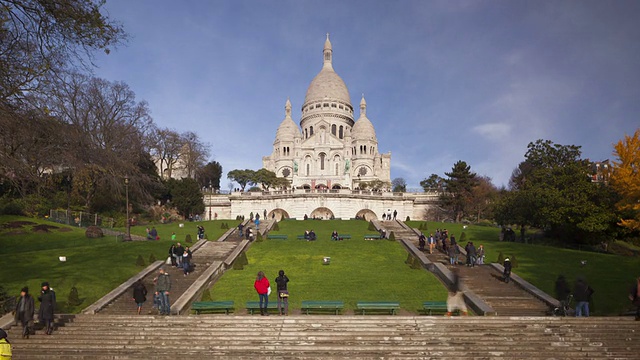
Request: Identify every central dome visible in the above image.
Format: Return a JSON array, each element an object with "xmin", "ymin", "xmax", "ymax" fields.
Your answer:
[{"xmin": 303, "ymin": 35, "xmax": 352, "ymax": 107}]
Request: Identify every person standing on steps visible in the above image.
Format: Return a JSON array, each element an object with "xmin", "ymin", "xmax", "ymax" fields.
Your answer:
[
  {"xmin": 554, "ymin": 274, "xmax": 571, "ymax": 315},
  {"xmin": 132, "ymin": 280, "xmax": 147, "ymax": 315},
  {"xmin": 254, "ymin": 271, "xmax": 270, "ymax": 316},
  {"xmin": 155, "ymin": 268, "xmax": 171, "ymax": 315},
  {"xmin": 393, "ymin": 210, "xmax": 397, "ymax": 220},
  {"xmin": 38, "ymin": 282, "xmax": 56, "ymax": 335},
  {"xmin": 275, "ymin": 270, "xmax": 290, "ymax": 315},
  {"xmin": 573, "ymin": 277, "xmax": 593, "ymax": 317},
  {"xmin": 14, "ymin": 286, "xmax": 34, "ymax": 339}
]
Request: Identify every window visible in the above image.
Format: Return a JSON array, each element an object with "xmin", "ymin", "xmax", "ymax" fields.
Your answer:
[
  {"xmin": 305, "ymin": 129, "xmax": 308, "ymax": 138},
  {"xmin": 339, "ymin": 126, "xmax": 343, "ymax": 139},
  {"xmin": 320, "ymin": 153, "xmax": 325, "ymax": 170},
  {"xmin": 310, "ymin": 126, "xmax": 314, "ymax": 136},
  {"xmin": 331, "ymin": 103, "xmax": 337, "ymax": 108},
  {"xmin": 335, "ymin": 163, "xmax": 339, "ymax": 175},
  {"xmin": 339, "ymin": 105, "xmax": 344, "ymax": 109},
  {"xmin": 315, "ymin": 104, "xmax": 321, "ymax": 109},
  {"xmin": 306, "ymin": 164, "xmax": 310, "ymax": 176},
  {"xmin": 331, "ymin": 124, "xmax": 336, "ymax": 135},
  {"xmin": 323, "ymin": 103, "xmax": 329, "ymax": 108},
  {"xmin": 325, "ymin": 52, "xmax": 330, "ymax": 61}
]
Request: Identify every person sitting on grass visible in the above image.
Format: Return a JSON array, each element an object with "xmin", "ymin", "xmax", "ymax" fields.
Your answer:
[
  {"xmin": 304, "ymin": 230, "xmax": 310, "ymax": 240},
  {"xmin": 308, "ymin": 230, "xmax": 317, "ymax": 241},
  {"xmin": 331, "ymin": 230, "xmax": 339, "ymax": 241},
  {"xmin": 148, "ymin": 227, "xmax": 158, "ymax": 240}
]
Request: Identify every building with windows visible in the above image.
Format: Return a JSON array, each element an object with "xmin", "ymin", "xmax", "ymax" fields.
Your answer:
[{"xmin": 262, "ymin": 35, "xmax": 391, "ymax": 190}]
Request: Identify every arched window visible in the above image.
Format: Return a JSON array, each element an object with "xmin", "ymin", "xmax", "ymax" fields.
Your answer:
[
  {"xmin": 335, "ymin": 163, "xmax": 339, "ymax": 175},
  {"xmin": 364, "ymin": 145, "xmax": 367, "ymax": 154},
  {"xmin": 331, "ymin": 124, "xmax": 336, "ymax": 136},
  {"xmin": 310, "ymin": 126, "xmax": 314, "ymax": 136},
  {"xmin": 339, "ymin": 126, "xmax": 343, "ymax": 139},
  {"xmin": 306, "ymin": 163, "xmax": 310, "ymax": 176},
  {"xmin": 305, "ymin": 129, "xmax": 308, "ymax": 138},
  {"xmin": 320, "ymin": 153, "xmax": 326, "ymax": 170}
]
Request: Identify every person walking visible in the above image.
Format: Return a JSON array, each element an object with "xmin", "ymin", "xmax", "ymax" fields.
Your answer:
[
  {"xmin": 275, "ymin": 270, "xmax": 290, "ymax": 316},
  {"xmin": 132, "ymin": 280, "xmax": 147, "ymax": 315},
  {"xmin": 573, "ymin": 277, "xmax": 593, "ymax": 317},
  {"xmin": 38, "ymin": 282, "xmax": 56, "ymax": 335},
  {"xmin": 448, "ymin": 243, "xmax": 457, "ymax": 266},
  {"xmin": 254, "ymin": 271, "xmax": 270, "ymax": 316},
  {"xmin": 446, "ymin": 268, "xmax": 468, "ymax": 316},
  {"xmin": 476, "ymin": 245, "xmax": 485, "ymax": 265},
  {"xmin": 629, "ymin": 276, "xmax": 640, "ymax": 321},
  {"xmin": 14, "ymin": 287, "xmax": 34, "ymax": 339},
  {"xmin": 155, "ymin": 268, "xmax": 171, "ymax": 315},
  {"xmin": 428, "ymin": 234, "xmax": 435, "ymax": 254},
  {"xmin": 502, "ymin": 258, "xmax": 512, "ymax": 283},
  {"xmin": 0, "ymin": 329, "xmax": 11, "ymax": 359}
]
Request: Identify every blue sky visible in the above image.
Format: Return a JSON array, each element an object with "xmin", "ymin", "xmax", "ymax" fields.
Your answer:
[{"xmin": 94, "ymin": 0, "xmax": 640, "ymax": 189}]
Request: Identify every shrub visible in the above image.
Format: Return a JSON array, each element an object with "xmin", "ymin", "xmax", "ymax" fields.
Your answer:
[
  {"xmin": 272, "ymin": 222, "xmax": 280, "ymax": 231},
  {"xmin": 511, "ymin": 255, "xmax": 518, "ymax": 268},
  {"xmin": 232, "ymin": 252, "xmax": 248, "ymax": 270},
  {"xmin": 149, "ymin": 253, "xmax": 157, "ymax": 263},
  {"xmin": 388, "ymin": 232, "xmax": 396, "ymax": 241},
  {"xmin": 256, "ymin": 232, "xmax": 263, "ymax": 242},
  {"xmin": 185, "ymin": 234, "xmax": 192, "ymax": 243},
  {"xmin": 497, "ymin": 251, "xmax": 504, "ymax": 264},
  {"xmin": 250, "ymin": 212, "xmax": 254, "ymax": 220},
  {"xmin": 136, "ymin": 255, "xmax": 146, "ymax": 267},
  {"xmin": 406, "ymin": 216, "xmax": 410, "ymax": 221},
  {"xmin": 200, "ymin": 289, "xmax": 212, "ymax": 301},
  {"xmin": 68, "ymin": 286, "xmax": 82, "ymax": 306},
  {"xmin": 368, "ymin": 221, "xmax": 377, "ymax": 231},
  {"xmin": 220, "ymin": 222, "xmax": 226, "ymax": 229},
  {"xmin": 459, "ymin": 232, "xmax": 467, "ymax": 242}
]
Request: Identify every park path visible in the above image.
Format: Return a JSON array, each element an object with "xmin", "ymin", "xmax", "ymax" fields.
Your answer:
[{"xmin": 379, "ymin": 220, "xmax": 550, "ymax": 316}]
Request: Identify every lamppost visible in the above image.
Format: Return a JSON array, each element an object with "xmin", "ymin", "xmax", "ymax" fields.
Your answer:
[{"xmin": 124, "ymin": 176, "xmax": 131, "ymax": 241}]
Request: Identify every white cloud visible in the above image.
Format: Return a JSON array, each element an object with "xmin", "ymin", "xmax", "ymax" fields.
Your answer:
[{"xmin": 472, "ymin": 123, "xmax": 511, "ymax": 141}]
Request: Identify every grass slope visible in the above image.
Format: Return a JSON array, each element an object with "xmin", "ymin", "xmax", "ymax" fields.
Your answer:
[
  {"xmin": 206, "ymin": 220, "xmax": 448, "ymax": 313},
  {"xmin": 408, "ymin": 221, "xmax": 640, "ymax": 315},
  {"xmin": 0, "ymin": 216, "xmax": 236, "ymax": 313}
]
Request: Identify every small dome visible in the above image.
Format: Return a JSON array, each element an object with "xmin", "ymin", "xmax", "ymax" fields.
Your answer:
[
  {"xmin": 352, "ymin": 96, "xmax": 377, "ymax": 141},
  {"xmin": 276, "ymin": 99, "xmax": 301, "ymax": 141}
]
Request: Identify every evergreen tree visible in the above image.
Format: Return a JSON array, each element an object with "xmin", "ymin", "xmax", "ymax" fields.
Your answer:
[{"xmin": 441, "ymin": 161, "xmax": 478, "ymax": 222}]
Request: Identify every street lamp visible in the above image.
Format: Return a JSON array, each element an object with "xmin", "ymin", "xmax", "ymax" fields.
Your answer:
[{"xmin": 124, "ymin": 176, "xmax": 131, "ymax": 241}]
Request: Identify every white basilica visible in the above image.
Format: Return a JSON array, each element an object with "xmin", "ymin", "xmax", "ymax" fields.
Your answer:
[{"xmin": 262, "ymin": 35, "xmax": 391, "ymax": 190}]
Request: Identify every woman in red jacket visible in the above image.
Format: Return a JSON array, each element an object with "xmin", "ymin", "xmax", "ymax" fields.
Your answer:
[{"xmin": 254, "ymin": 271, "xmax": 270, "ymax": 316}]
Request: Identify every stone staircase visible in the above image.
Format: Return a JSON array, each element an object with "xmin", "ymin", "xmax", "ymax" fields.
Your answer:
[
  {"xmin": 98, "ymin": 240, "xmax": 239, "ymax": 315},
  {"xmin": 380, "ymin": 220, "xmax": 551, "ymax": 316},
  {"xmin": 7, "ymin": 314, "xmax": 640, "ymax": 359}
]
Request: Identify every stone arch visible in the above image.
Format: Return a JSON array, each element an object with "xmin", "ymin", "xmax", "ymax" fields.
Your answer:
[
  {"xmin": 310, "ymin": 207, "xmax": 334, "ymax": 220},
  {"xmin": 332, "ymin": 184, "xmax": 342, "ymax": 189},
  {"xmin": 301, "ymin": 184, "xmax": 311, "ymax": 189},
  {"xmin": 356, "ymin": 209, "xmax": 377, "ymax": 221},
  {"xmin": 267, "ymin": 208, "xmax": 290, "ymax": 221}
]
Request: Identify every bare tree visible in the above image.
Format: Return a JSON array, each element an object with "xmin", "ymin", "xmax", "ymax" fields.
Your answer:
[
  {"xmin": 149, "ymin": 127, "xmax": 184, "ymax": 179},
  {"xmin": 180, "ymin": 131, "xmax": 210, "ymax": 179}
]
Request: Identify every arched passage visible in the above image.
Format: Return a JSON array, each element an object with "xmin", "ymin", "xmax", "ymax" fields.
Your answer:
[
  {"xmin": 310, "ymin": 207, "xmax": 334, "ymax": 220},
  {"xmin": 356, "ymin": 209, "xmax": 377, "ymax": 221},
  {"xmin": 267, "ymin": 208, "xmax": 290, "ymax": 221}
]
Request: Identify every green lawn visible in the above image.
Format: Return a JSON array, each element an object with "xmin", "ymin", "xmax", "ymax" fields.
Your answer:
[
  {"xmin": 407, "ymin": 221, "xmax": 640, "ymax": 315},
  {"xmin": 0, "ymin": 215, "xmax": 236, "ymax": 313},
  {"xmin": 205, "ymin": 219, "xmax": 448, "ymax": 313}
]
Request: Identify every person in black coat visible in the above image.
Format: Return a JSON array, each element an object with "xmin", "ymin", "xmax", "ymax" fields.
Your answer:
[
  {"xmin": 629, "ymin": 276, "xmax": 640, "ymax": 321},
  {"xmin": 502, "ymin": 258, "xmax": 512, "ymax": 283},
  {"xmin": 132, "ymin": 280, "xmax": 147, "ymax": 315},
  {"xmin": 275, "ymin": 270, "xmax": 290, "ymax": 315},
  {"xmin": 38, "ymin": 282, "xmax": 56, "ymax": 335},
  {"xmin": 14, "ymin": 286, "xmax": 35, "ymax": 339},
  {"xmin": 573, "ymin": 277, "xmax": 593, "ymax": 317}
]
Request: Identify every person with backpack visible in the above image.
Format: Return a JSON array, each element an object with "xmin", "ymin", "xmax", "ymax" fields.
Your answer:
[{"xmin": 275, "ymin": 270, "xmax": 290, "ymax": 316}]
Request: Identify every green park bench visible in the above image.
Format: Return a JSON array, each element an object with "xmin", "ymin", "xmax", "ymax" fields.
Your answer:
[
  {"xmin": 357, "ymin": 301, "xmax": 400, "ymax": 315},
  {"xmin": 245, "ymin": 301, "xmax": 279, "ymax": 315},
  {"xmin": 301, "ymin": 300, "xmax": 344, "ymax": 315},
  {"xmin": 422, "ymin": 301, "xmax": 448, "ymax": 315},
  {"xmin": 191, "ymin": 301, "xmax": 234, "ymax": 315},
  {"xmin": 297, "ymin": 235, "xmax": 306, "ymax": 240},
  {"xmin": 332, "ymin": 234, "xmax": 351, "ymax": 240},
  {"xmin": 266, "ymin": 234, "xmax": 288, "ymax": 240},
  {"xmin": 364, "ymin": 234, "xmax": 382, "ymax": 240}
]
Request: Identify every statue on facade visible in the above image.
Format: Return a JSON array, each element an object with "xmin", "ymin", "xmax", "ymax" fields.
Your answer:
[
  {"xmin": 293, "ymin": 161, "xmax": 298, "ymax": 174},
  {"xmin": 344, "ymin": 159, "xmax": 350, "ymax": 174}
]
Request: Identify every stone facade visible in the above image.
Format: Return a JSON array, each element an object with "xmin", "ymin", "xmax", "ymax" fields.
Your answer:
[{"xmin": 262, "ymin": 35, "xmax": 391, "ymax": 190}]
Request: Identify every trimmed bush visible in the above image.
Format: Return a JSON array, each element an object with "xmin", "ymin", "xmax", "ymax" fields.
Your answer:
[
  {"xmin": 511, "ymin": 255, "xmax": 518, "ymax": 268},
  {"xmin": 232, "ymin": 252, "xmax": 248, "ymax": 270},
  {"xmin": 149, "ymin": 253, "xmax": 157, "ymax": 263},
  {"xmin": 68, "ymin": 286, "xmax": 82, "ymax": 306},
  {"xmin": 272, "ymin": 222, "xmax": 280, "ymax": 231},
  {"xmin": 388, "ymin": 232, "xmax": 396, "ymax": 241},
  {"xmin": 406, "ymin": 216, "xmax": 410, "ymax": 221},
  {"xmin": 185, "ymin": 234, "xmax": 192, "ymax": 243},
  {"xmin": 460, "ymin": 232, "xmax": 467, "ymax": 242},
  {"xmin": 256, "ymin": 232, "xmax": 263, "ymax": 242},
  {"xmin": 497, "ymin": 251, "xmax": 504, "ymax": 264},
  {"xmin": 368, "ymin": 221, "xmax": 377, "ymax": 231},
  {"xmin": 136, "ymin": 255, "xmax": 146, "ymax": 267},
  {"xmin": 201, "ymin": 289, "xmax": 212, "ymax": 301}
]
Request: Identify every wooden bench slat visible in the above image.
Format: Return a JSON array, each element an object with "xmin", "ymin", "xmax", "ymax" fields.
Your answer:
[
  {"xmin": 191, "ymin": 301, "xmax": 235, "ymax": 315},
  {"xmin": 301, "ymin": 300, "xmax": 344, "ymax": 315},
  {"xmin": 357, "ymin": 301, "xmax": 400, "ymax": 315}
]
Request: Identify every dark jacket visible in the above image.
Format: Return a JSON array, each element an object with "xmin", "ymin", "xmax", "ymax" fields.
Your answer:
[
  {"xmin": 133, "ymin": 282, "xmax": 147, "ymax": 303},
  {"xmin": 503, "ymin": 260, "xmax": 512, "ymax": 274},
  {"xmin": 156, "ymin": 273, "xmax": 171, "ymax": 292},
  {"xmin": 275, "ymin": 275, "xmax": 289, "ymax": 291},
  {"xmin": 174, "ymin": 245, "xmax": 185, "ymax": 256},
  {"xmin": 573, "ymin": 279, "xmax": 593, "ymax": 302},
  {"xmin": 14, "ymin": 294, "xmax": 35, "ymax": 324},
  {"xmin": 630, "ymin": 281, "xmax": 640, "ymax": 306},
  {"xmin": 38, "ymin": 289, "xmax": 56, "ymax": 321}
]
